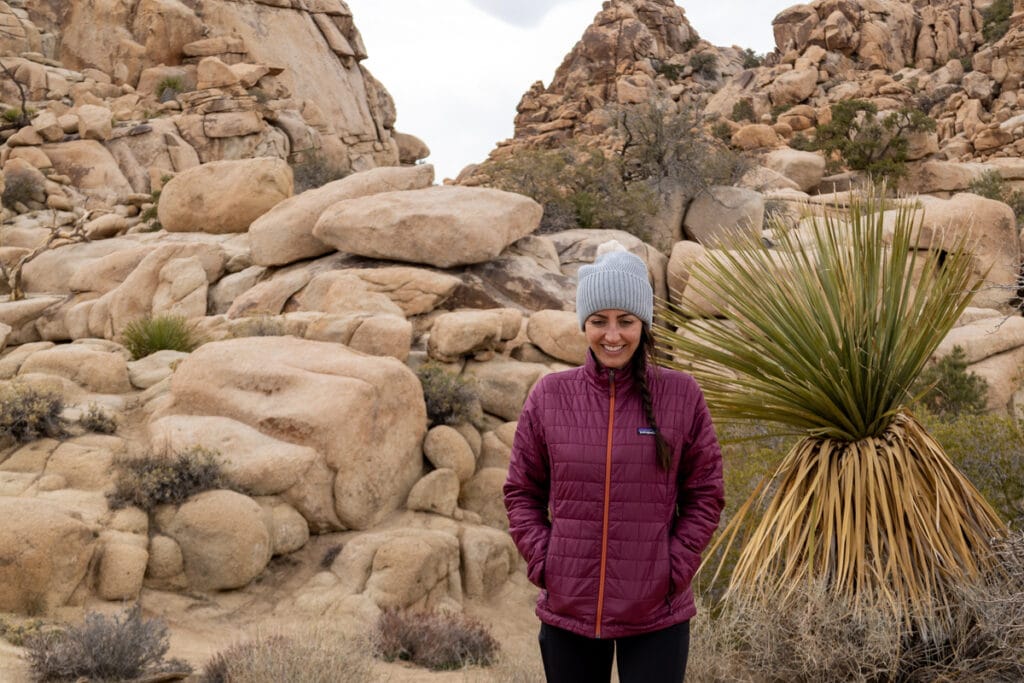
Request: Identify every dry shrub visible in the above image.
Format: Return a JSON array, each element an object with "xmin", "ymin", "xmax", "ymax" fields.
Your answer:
[
  {"xmin": 374, "ymin": 608, "xmax": 499, "ymax": 671},
  {"xmin": 416, "ymin": 361, "xmax": 479, "ymax": 427},
  {"xmin": 897, "ymin": 530, "xmax": 1024, "ymax": 681},
  {"xmin": 200, "ymin": 627, "xmax": 372, "ymax": 683},
  {"xmin": 691, "ymin": 531, "xmax": 1024, "ymax": 682},
  {"xmin": 0, "ymin": 382, "xmax": 65, "ymax": 443},
  {"xmin": 1, "ymin": 165, "xmax": 43, "ymax": 209},
  {"xmin": 230, "ymin": 314, "xmax": 290, "ymax": 338},
  {"xmin": 691, "ymin": 581, "xmax": 902, "ymax": 683},
  {"xmin": 79, "ymin": 403, "xmax": 117, "ymax": 434},
  {"xmin": 0, "ymin": 618, "xmax": 49, "ymax": 647},
  {"xmin": 22, "ymin": 605, "xmax": 190, "ymax": 682},
  {"xmin": 292, "ymin": 151, "xmax": 348, "ymax": 193},
  {"xmin": 107, "ymin": 446, "xmax": 225, "ymax": 512}
]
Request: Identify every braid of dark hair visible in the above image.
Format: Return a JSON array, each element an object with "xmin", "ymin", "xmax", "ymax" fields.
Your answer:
[{"xmin": 632, "ymin": 328, "xmax": 671, "ymax": 470}]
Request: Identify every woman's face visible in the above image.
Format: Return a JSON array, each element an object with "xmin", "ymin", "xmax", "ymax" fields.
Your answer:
[{"xmin": 584, "ymin": 309, "xmax": 642, "ymax": 369}]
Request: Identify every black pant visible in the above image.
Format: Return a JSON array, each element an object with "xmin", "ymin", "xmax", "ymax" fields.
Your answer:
[{"xmin": 538, "ymin": 620, "xmax": 690, "ymax": 683}]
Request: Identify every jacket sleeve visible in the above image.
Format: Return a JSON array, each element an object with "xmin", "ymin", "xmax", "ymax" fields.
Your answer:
[
  {"xmin": 503, "ymin": 389, "xmax": 552, "ymax": 589},
  {"xmin": 669, "ymin": 385, "xmax": 725, "ymax": 594}
]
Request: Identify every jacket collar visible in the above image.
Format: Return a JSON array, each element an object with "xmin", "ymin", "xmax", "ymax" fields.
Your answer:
[{"xmin": 583, "ymin": 348, "xmax": 638, "ymax": 393}]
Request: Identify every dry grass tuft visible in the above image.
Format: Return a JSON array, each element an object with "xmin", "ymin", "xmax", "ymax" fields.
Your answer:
[{"xmin": 199, "ymin": 625, "xmax": 373, "ymax": 683}]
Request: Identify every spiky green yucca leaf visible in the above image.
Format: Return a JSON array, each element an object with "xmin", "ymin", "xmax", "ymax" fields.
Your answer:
[
  {"xmin": 656, "ymin": 191, "xmax": 1005, "ymax": 638},
  {"xmin": 657, "ymin": 194, "xmax": 979, "ymax": 440}
]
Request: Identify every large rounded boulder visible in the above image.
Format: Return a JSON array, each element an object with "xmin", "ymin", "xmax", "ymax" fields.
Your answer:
[
  {"xmin": 312, "ymin": 185, "xmax": 542, "ymax": 268},
  {"xmin": 159, "ymin": 157, "xmax": 293, "ymax": 233},
  {"xmin": 167, "ymin": 337, "xmax": 427, "ymax": 529}
]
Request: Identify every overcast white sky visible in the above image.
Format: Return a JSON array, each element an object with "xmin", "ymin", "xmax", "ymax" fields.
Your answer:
[{"xmin": 346, "ymin": 0, "xmax": 796, "ymax": 181}]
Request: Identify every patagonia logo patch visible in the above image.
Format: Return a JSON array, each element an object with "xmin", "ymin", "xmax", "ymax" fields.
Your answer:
[{"xmin": 637, "ymin": 427, "xmax": 657, "ymax": 436}]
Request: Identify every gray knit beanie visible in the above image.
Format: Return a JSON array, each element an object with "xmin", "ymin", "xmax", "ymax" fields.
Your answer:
[{"xmin": 576, "ymin": 241, "xmax": 653, "ymax": 330}]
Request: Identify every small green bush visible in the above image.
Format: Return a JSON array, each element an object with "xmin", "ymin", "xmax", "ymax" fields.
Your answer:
[
  {"xmin": 108, "ymin": 446, "xmax": 226, "ymax": 512},
  {"xmin": 416, "ymin": 362, "xmax": 478, "ymax": 427},
  {"xmin": 711, "ymin": 120, "xmax": 733, "ymax": 144},
  {"xmin": 1, "ymin": 106, "xmax": 34, "ymax": 126},
  {"xmin": 0, "ymin": 383, "xmax": 65, "ymax": 443},
  {"xmin": 730, "ymin": 99, "xmax": 755, "ymax": 123},
  {"xmin": 374, "ymin": 608, "xmax": 499, "ymax": 671},
  {"xmin": 788, "ymin": 132, "xmax": 816, "ymax": 151},
  {"xmin": 22, "ymin": 605, "xmax": 191, "ymax": 682},
  {"xmin": 983, "ymin": 0, "xmax": 1014, "ymax": 42},
  {"xmin": 911, "ymin": 346, "xmax": 989, "ymax": 418},
  {"xmin": 770, "ymin": 103, "xmax": 794, "ymax": 122},
  {"xmin": 970, "ymin": 169, "xmax": 1007, "ymax": 200},
  {"xmin": 293, "ymin": 152, "xmax": 348, "ymax": 193},
  {"xmin": 968, "ymin": 169, "xmax": 1024, "ymax": 225},
  {"xmin": 138, "ymin": 173, "xmax": 171, "ymax": 231},
  {"xmin": 120, "ymin": 313, "xmax": 201, "ymax": 360},
  {"xmin": 482, "ymin": 144, "xmax": 657, "ymax": 239},
  {"xmin": 921, "ymin": 410, "xmax": 1024, "ymax": 527},
  {"xmin": 156, "ymin": 76, "xmax": 184, "ymax": 103},
  {"xmin": 79, "ymin": 403, "xmax": 117, "ymax": 434},
  {"xmin": 812, "ymin": 99, "xmax": 936, "ymax": 183},
  {"xmin": 689, "ymin": 53, "xmax": 717, "ymax": 80},
  {"xmin": 2, "ymin": 165, "xmax": 42, "ymax": 209},
  {"xmin": 201, "ymin": 629, "xmax": 372, "ymax": 683},
  {"xmin": 656, "ymin": 62, "xmax": 686, "ymax": 80},
  {"xmin": 616, "ymin": 101, "xmax": 749, "ymax": 202},
  {"xmin": 741, "ymin": 48, "xmax": 764, "ymax": 69}
]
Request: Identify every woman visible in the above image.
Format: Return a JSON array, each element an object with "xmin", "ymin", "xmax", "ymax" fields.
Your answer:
[{"xmin": 503, "ymin": 244, "xmax": 725, "ymax": 683}]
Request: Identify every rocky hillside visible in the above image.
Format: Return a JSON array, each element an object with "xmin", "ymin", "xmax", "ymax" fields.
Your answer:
[
  {"xmin": 0, "ymin": 0, "xmax": 1022, "ymax": 679},
  {"xmin": 479, "ymin": 0, "xmax": 1024, "ymax": 165},
  {"xmin": 1, "ymin": 0, "xmax": 425, "ymax": 198}
]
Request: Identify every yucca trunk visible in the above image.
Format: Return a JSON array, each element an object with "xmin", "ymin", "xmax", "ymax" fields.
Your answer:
[{"xmin": 720, "ymin": 412, "xmax": 1003, "ymax": 636}]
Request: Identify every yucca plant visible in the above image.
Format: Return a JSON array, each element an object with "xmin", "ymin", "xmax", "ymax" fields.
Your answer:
[{"xmin": 655, "ymin": 190, "xmax": 1005, "ymax": 638}]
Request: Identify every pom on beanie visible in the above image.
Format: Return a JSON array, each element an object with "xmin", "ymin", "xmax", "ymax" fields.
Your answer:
[{"xmin": 576, "ymin": 240, "xmax": 653, "ymax": 330}]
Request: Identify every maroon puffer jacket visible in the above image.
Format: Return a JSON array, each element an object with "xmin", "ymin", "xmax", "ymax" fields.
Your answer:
[{"xmin": 503, "ymin": 351, "xmax": 724, "ymax": 639}]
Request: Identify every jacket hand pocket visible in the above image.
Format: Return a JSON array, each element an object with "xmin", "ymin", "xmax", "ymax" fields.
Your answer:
[
  {"xmin": 669, "ymin": 538, "xmax": 701, "ymax": 594},
  {"xmin": 527, "ymin": 536, "xmax": 550, "ymax": 589}
]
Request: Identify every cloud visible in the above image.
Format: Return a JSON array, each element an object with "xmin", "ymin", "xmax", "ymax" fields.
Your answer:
[{"xmin": 466, "ymin": 0, "xmax": 579, "ymax": 27}]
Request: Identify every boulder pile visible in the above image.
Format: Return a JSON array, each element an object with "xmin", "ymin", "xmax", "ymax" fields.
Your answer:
[{"xmin": 0, "ymin": 0, "xmax": 1022, "ymax": 642}]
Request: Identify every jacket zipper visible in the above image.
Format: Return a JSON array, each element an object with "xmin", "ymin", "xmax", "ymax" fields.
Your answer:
[{"xmin": 595, "ymin": 369, "xmax": 615, "ymax": 638}]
